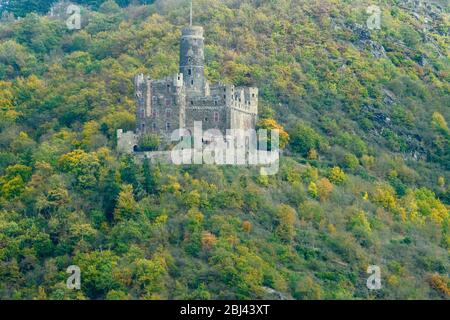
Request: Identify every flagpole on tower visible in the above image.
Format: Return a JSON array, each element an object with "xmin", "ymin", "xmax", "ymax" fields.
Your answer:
[{"xmin": 190, "ymin": 0, "xmax": 193, "ymax": 27}]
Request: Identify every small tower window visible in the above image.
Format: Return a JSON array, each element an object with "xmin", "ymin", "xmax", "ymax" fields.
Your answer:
[
  {"xmin": 252, "ymin": 93, "xmax": 255, "ymax": 98},
  {"xmin": 214, "ymin": 100, "xmax": 218, "ymax": 106},
  {"xmin": 152, "ymin": 96, "xmax": 157, "ymax": 104},
  {"xmin": 191, "ymin": 80, "xmax": 194, "ymax": 85},
  {"xmin": 166, "ymin": 122, "xmax": 171, "ymax": 131},
  {"xmin": 188, "ymin": 69, "xmax": 192, "ymax": 76},
  {"xmin": 214, "ymin": 112, "xmax": 219, "ymax": 122},
  {"xmin": 152, "ymin": 123, "xmax": 156, "ymax": 131},
  {"xmin": 167, "ymin": 84, "xmax": 171, "ymax": 92},
  {"xmin": 191, "ymin": 101, "xmax": 194, "ymax": 105},
  {"xmin": 165, "ymin": 109, "xmax": 171, "ymax": 118}
]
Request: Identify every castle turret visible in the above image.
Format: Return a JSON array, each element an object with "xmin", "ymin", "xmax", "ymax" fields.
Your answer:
[{"xmin": 180, "ymin": 26, "xmax": 206, "ymax": 95}]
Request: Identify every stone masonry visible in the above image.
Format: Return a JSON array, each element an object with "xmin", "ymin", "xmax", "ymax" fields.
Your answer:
[{"xmin": 118, "ymin": 23, "xmax": 258, "ymax": 153}]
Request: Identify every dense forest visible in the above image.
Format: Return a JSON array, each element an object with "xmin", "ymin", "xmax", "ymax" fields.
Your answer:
[{"xmin": 0, "ymin": 0, "xmax": 448, "ymax": 300}]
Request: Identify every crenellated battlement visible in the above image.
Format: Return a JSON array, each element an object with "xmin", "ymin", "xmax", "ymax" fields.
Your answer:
[{"xmin": 118, "ymin": 20, "xmax": 258, "ymax": 153}]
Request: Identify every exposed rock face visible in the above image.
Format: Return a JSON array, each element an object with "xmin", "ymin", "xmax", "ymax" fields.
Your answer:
[{"xmin": 364, "ymin": 40, "xmax": 388, "ymax": 59}]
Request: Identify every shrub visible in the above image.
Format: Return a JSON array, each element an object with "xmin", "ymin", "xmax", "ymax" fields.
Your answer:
[
  {"xmin": 289, "ymin": 123, "xmax": 323, "ymax": 156},
  {"xmin": 138, "ymin": 134, "xmax": 160, "ymax": 151},
  {"xmin": 328, "ymin": 166, "xmax": 347, "ymax": 185}
]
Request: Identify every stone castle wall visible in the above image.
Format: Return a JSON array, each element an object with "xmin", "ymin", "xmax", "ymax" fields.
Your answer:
[{"xmin": 118, "ymin": 24, "xmax": 258, "ymax": 153}]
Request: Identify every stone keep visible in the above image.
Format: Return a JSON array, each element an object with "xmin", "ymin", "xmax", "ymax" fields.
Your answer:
[{"xmin": 119, "ymin": 23, "xmax": 258, "ymax": 152}]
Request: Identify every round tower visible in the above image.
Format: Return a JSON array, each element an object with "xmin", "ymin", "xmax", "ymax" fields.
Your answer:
[{"xmin": 179, "ymin": 26, "xmax": 205, "ymax": 95}]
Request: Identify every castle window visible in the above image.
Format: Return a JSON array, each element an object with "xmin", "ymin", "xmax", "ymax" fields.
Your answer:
[
  {"xmin": 191, "ymin": 80, "xmax": 194, "ymax": 85},
  {"xmin": 191, "ymin": 101, "xmax": 194, "ymax": 105},
  {"xmin": 252, "ymin": 93, "xmax": 255, "ymax": 98},
  {"xmin": 142, "ymin": 124, "xmax": 145, "ymax": 131},
  {"xmin": 167, "ymin": 84, "xmax": 171, "ymax": 92},
  {"xmin": 165, "ymin": 109, "xmax": 171, "ymax": 118},
  {"xmin": 152, "ymin": 123, "xmax": 156, "ymax": 131},
  {"xmin": 224, "ymin": 95, "xmax": 226, "ymax": 99},
  {"xmin": 214, "ymin": 112, "xmax": 219, "ymax": 122},
  {"xmin": 165, "ymin": 99, "xmax": 171, "ymax": 107},
  {"xmin": 152, "ymin": 96, "xmax": 157, "ymax": 104},
  {"xmin": 204, "ymin": 117, "xmax": 208, "ymax": 122},
  {"xmin": 214, "ymin": 100, "xmax": 218, "ymax": 106},
  {"xmin": 188, "ymin": 69, "xmax": 192, "ymax": 76},
  {"xmin": 166, "ymin": 122, "xmax": 171, "ymax": 131}
]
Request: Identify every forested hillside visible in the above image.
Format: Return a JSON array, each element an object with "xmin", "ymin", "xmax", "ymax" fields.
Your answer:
[{"xmin": 0, "ymin": 0, "xmax": 449, "ymax": 299}]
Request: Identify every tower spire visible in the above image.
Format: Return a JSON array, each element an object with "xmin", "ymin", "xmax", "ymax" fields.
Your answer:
[{"xmin": 189, "ymin": 0, "xmax": 193, "ymax": 27}]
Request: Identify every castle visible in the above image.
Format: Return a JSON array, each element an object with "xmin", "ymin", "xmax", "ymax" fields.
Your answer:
[{"xmin": 117, "ymin": 17, "xmax": 258, "ymax": 154}]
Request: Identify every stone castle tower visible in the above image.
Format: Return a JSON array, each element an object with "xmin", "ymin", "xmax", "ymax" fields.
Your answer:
[{"xmin": 118, "ymin": 9, "xmax": 258, "ymax": 153}]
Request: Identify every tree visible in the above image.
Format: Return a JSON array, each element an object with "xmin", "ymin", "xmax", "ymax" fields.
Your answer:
[
  {"xmin": 317, "ymin": 178, "xmax": 333, "ymax": 201},
  {"xmin": 328, "ymin": 166, "xmax": 346, "ymax": 185},
  {"xmin": 201, "ymin": 231, "xmax": 217, "ymax": 250},
  {"xmin": 242, "ymin": 220, "xmax": 252, "ymax": 233},
  {"xmin": 343, "ymin": 153, "xmax": 359, "ymax": 170},
  {"xmin": 432, "ymin": 112, "xmax": 449, "ymax": 133},
  {"xmin": 74, "ymin": 250, "xmax": 120, "ymax": 299},
  {"xmin": 114, "ymin": 184, "xmax": 138, "ymax": 221},
  {"xmin": 290, "ymin": 123, "xmax": 323, "ymax": 156},
  {"xmin": 58, "ymin": 149, "xmax": 100, "ymax": 189},
  {"xmin": 142, "ymin": 159, "xmax": 160, "ymax": 195},
  {"xmin": 2, "ymin": 0, "xmax": 55, "ymax": 17},
  {"xmin": 256, "ymin": 118, "xmax": 289, "ymax": 150},
  {"xmin": 275, "ymin": 204, "xmax": 297, "ymax": 242},
  {"xmin": 138, "ymin": 134, "xmax": 160, "ymax": 152},
  {"xmin": 308, "ymin": 181, "xmax": 318, "ymax": 199}
]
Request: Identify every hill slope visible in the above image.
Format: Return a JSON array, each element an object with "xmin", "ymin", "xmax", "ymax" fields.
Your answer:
[{"xmin": 0, "ymin": 0, "xmax": 448, "ymax": 299}]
